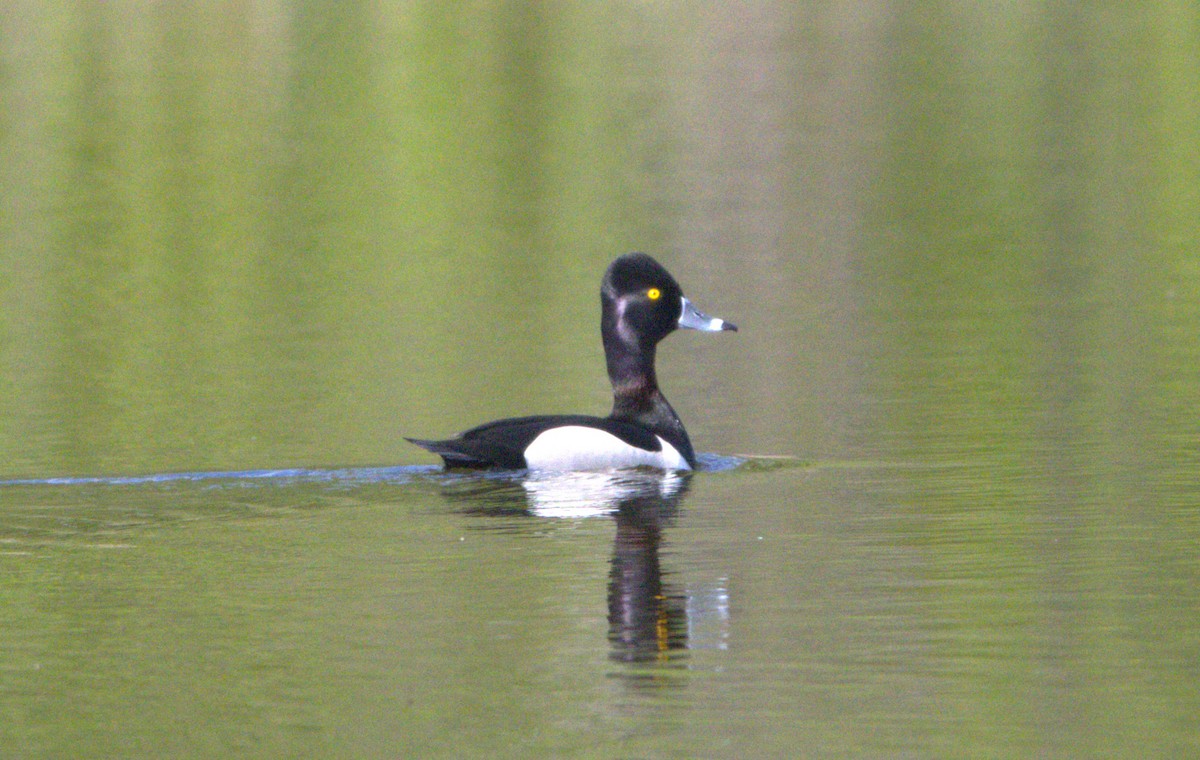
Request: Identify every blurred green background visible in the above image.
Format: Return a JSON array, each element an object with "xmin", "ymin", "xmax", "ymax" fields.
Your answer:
[
  {"xmin": 2, "ymin": 3, "xmax": 1199, "ymax": 757},
  {"xmin": 2, "ymin": 3, "xmax": 1197, "ymax": 479}
]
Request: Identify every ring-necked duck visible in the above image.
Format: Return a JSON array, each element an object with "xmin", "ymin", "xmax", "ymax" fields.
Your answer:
[{"xmin": 407, "ymin": 253, "xmax": 737, "ymax": 471}]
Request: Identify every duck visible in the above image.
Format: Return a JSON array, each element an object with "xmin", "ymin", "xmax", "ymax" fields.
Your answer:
[{"xmin": 407, "ymin": 253, "xmax": 737, "ymax": 471}]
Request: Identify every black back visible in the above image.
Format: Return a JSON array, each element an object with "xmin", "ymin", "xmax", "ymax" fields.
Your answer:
[{"xmin": 406, "ymin": 415, "xmax": 664, "ymax": 469}]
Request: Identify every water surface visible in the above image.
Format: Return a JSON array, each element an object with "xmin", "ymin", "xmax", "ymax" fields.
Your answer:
[{"xmin": 2, "ymin": 3, "xmax": 1199, "ymax": 757}]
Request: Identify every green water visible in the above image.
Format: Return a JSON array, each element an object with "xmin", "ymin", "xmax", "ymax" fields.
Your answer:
[{"xmin": 2, "ymin": 3, "xmax": 1199, "ymax": 757}]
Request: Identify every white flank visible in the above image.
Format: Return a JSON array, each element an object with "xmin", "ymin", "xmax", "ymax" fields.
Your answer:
[{"xmin": 523, "ymin": 426, "xmax": 690, "ymax": 472}]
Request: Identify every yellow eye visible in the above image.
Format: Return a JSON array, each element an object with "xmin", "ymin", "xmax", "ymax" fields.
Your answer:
[{"xmin": 647, "ymin": 288, "xmax": 661, "ymax": 301}]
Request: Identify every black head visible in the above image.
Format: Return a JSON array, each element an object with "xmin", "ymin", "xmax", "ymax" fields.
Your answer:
[
  {"xmin": 602, "ymin": 253, "xmax": 736, "ymax": 350},
  {"xmin": 602, "ymin": 253, "xmax": 686, "ymax": 348}
]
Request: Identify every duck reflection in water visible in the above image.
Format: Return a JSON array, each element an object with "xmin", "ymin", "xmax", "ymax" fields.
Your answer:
[
  {"xmin": 443, "ymin": 467, "xmax": 694, "ymax": 667},
  {"xmin": 597, "ymin": 473, "xmax": 689, "ymax": 665}
]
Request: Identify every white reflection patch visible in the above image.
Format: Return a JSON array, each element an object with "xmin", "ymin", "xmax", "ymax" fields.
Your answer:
[{"xmin": 522, "ymin": 469, "xmax": 685, "ymax": 519}]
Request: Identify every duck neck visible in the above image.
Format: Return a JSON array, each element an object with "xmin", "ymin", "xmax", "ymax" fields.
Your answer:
[
  {"xmin": 608, "ymin": 351, "xmax": 662, "ymax": 420},
  {"xmin": 604, "ymin": 335, "xmax": 695, "ymax": 464},
  {"xmin": 603, "ymin": 318, "xmax": 660, "ymax": 416}
]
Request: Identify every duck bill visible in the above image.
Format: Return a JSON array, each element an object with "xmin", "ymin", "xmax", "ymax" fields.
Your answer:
[{"xmin": 678, "ymin": 297, "xmax": 738, "ymax": 332}]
